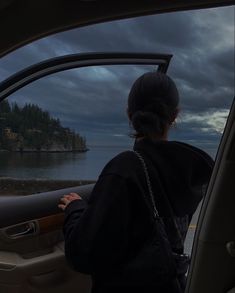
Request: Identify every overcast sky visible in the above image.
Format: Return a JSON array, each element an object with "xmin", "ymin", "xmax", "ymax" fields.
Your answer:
[{"xmin": 0, "ymin": 6, "xmax": 234, "ymax": 156}]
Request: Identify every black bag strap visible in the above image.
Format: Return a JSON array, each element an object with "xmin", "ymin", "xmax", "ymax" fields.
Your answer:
[
  {"xmin": 133, "ymin": 150, "xmax": 185, "ymax": 248},
  {"xmin": 133, "ymin": 150, "xmax": 159, "ymax": 219}
]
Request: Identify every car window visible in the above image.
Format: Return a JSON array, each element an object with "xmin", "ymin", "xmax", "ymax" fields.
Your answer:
[
  {"xmin": 0, "ymin": 64, "xmax": 157, "ymax": 185},
  {"xmin": 0, "ymin": 60, "xmax": 233, "ymax": 190}
]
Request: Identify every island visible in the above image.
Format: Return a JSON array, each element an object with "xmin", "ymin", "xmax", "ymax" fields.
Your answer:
[{"xmin": 0, "ymin": 100, "xmax": 88, "ymax": 152}]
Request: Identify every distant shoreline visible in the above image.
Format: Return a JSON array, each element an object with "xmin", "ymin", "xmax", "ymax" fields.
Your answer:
[
  {"xmin": 0, "ymin": 149, "xmax": 89, "ymax": 153},
  {"xmin": 0, "ymin": 177, "xmax": 95, "ymax": 195}
]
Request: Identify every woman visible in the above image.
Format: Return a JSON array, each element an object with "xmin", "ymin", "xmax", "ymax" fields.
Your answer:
[{"xmin": 59, "ymin": 72, "xmax": 214, "ymax": 293}]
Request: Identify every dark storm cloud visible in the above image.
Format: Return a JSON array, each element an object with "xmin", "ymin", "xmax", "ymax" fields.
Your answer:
[
  {"xmin": 0, "ymin": 40, "xmax": 58, "ymax": 80},
  {"xmin": 209, "ymin": 46, "xmax": 234, "ymax": 84},
  {"xmin": 7, "ymin": 63, "xmax": 154, "ymax": 123},
  {"xmin": 51, "ymin": 11, "xmax": 198, "ymax": 53},
  {"xmin": 0, "ymin": 6, "xmax": 234, "ymax": 151}
]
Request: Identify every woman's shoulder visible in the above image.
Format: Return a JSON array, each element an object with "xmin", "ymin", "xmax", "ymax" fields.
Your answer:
[
  {"xmin": 171, "ymin": 141, "xmax": 214, "ymax": 168},
  {"xmin": 99, "ymin": 150, "xmax": 139, "ymax": 179}
]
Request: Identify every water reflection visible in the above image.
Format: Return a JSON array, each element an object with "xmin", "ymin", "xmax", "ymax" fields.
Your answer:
[
  {"xmin": 0, "ymin": 146, "xmax": 130, "ymax": 180},
  {"xmin": 0, "ymin": 151, "xmax": 86, "ymax": 168}
]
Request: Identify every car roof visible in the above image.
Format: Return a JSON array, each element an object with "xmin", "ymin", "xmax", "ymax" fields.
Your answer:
[{"xmin": 0, "ymin": 0, "xmax": 234, "ymax": 57}]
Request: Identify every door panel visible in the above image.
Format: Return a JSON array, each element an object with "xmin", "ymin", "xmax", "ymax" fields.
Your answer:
[
  {"xmin": 0, "ymin": 185, "xmax": 94, "ymax": 228},
  {"xmin": 0, "ymin": 185, "xmax": 93, "ymax": 293}
]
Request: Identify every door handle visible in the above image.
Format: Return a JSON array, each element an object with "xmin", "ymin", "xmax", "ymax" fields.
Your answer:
[{"xmin": 4, "ymin": 221, "xmax": 38, "ymax": 239}]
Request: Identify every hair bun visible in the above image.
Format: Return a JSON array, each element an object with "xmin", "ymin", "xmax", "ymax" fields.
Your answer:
[{"xmin": 132, "ymin": 111, "xmax": 163, "ymax": 137}]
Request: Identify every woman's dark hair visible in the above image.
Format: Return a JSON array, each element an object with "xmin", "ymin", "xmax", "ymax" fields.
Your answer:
[{"xmin": 128, "ymin": 72, "xmax": 179, "ymax": 138}]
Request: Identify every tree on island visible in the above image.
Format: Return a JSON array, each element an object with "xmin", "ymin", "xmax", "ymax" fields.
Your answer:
[{"xmin": 0, "ymin": 99, "xmax": 87, "ymax": 152}]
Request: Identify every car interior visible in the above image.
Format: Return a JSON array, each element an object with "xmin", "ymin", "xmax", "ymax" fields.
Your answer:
[{"xmin": 0, "ymin": 1, "xmax": 234, "ymax": 293}]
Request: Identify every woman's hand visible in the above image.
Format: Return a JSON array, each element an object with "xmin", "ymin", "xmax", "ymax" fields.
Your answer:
[{"xmin": 58, "ymin": 192, "xmax": 82, "ymax": 211}]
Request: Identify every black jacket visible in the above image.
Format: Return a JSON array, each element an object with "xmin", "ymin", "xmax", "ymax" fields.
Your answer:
[{"xmin": 63, "ymin": 139, "xmax": 214, "ymax": 292}]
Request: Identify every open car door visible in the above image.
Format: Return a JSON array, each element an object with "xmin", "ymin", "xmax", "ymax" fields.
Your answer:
[
  {"xmin": 0, "ymin": 52, "xmax": 172, "ymax": 293},
  {"xmin": 186, "ymin": 97, "xmax": 235, "ymax": 293}
]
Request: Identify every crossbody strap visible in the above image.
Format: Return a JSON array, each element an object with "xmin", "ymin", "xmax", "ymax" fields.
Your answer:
[
  {"xmin": 133, "ymin": 150, "xmax": 184, "ymax": 248},
  {"xmin": 133, "ymin": 150, "xmax": 159, "ymax": 219}
]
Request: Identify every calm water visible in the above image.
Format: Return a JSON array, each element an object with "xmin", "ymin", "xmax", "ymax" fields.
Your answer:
[
  {"xmin": 0, "ymin": 144, "xmax": 216, "ymax": 180},
  {"xmin": 0, "ymin": 145, "xmax": 132, "ymax": 180}
]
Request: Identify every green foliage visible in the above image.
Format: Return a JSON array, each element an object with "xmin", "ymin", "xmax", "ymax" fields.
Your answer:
[
  {"xmin": 0, "ymin": 99, "xmax": 11, "ymax": 113},
  {"xmin": 0, "ymin": 99, "xmax": 87, "ymax": 152}
]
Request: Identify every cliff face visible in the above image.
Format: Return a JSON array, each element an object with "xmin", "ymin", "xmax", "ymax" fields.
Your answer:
[
  {"xmin": 0, "ymin": 132, "xmax": 88, "ymax": 152},
  {"xmin": 0, "ymin": 138, "xmax": 88, "ymax": 152},
  {"xmin": 1, "ymin": 128, "xmax": 88, "ymax": 152},
  {"xmin": 0, "ymin": 100, "xmax": 88, "ymax": 152}
]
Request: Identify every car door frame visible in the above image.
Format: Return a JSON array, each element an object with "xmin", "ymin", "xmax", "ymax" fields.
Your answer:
[
  {"xmin": 0, "ymin": 51, "xmax": 172, "ymax": 293},
  {"xmin": 186, "ymin": 97, "xmax": 235, "ymax": 293},
  {"xmin": 0, "ymin": 52, "xmax": 172, "ymax": 101}
]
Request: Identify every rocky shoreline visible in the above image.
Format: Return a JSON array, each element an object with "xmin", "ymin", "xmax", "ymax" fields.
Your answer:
[
  {"xmin": 0, "ymin": 148, "xmax": 89, "ymax": 153},
  {"xmin": 0, "ymin": 177, "xmax": 95, "ymax": 195}
]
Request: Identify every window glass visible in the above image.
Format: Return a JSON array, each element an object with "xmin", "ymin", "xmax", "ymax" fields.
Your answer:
[
  {"xmin": 0, "ymin": 60, "xmax": 233, "ymax": 186},
  {"xmin": 0, "ymin": 65, "xmax": 157, "ymax": 181}
]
